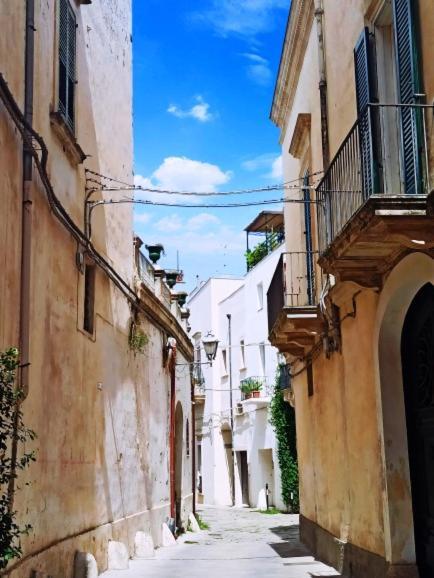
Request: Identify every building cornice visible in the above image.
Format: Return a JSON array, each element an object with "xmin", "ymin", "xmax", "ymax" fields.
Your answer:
[
  {"xmin": 138, "ymin": 283, "xmax": 194, "ymax": 361},
  {"xmin": 271, "ymin": 0, "xmax": 315, "ymax": 142}
]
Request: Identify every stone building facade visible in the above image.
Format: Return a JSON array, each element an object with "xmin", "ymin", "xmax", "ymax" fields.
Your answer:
[
  {"xmin": 188, "ymin": 214, "xmax": 285, "ymax": 511},
  {"xmin": 269, "ymin": 1, "xmax": 434, "ymax": 577},
  {"xmin": 0, "ymin": 1, "xmax": 193, "ymax": 576}
]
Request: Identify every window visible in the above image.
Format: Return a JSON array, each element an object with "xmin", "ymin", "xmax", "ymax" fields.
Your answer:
[
  {"xmin": 221, "ymin": 348, "xmax": 228, "ymax": 375},
  {"xmin": 83, "ymin": 264, "xmax": 96, "ymax": 334},
  {"xmin": 302, "ymin": 170, "xmax": 315, "ymax": 305},
  {"xmin": 240, "ymin": 339, "xmax": 246, "ymax": 369},
  {"xmin": 58, "ymin": 0, "xmax": 76, "ymax": 132},
  {"xmin": 186, "ymin": 419, "xmax": 190, "ymax": 457},
  {"xmin": 307, "ymin": 355, "xmax": 314, "ymax": 397},
  {"xmin": 259, "ymin": 343, "xmax": 266, "ymax": 376},
  {"xmin": 354, "ymin": 1, "xmax": 423, "ymax": 195},
  {"xmin": 257, "ymin": 283, "xmax": 264, "ymax": 310}
]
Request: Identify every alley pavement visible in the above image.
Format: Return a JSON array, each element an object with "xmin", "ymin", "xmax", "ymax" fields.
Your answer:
[{"xmin": 102, "ymin": 506, "xmax": 340, "ymax": 578}]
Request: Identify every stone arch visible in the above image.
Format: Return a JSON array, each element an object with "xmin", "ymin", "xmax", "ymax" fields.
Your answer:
[{"xmin": 374, "ymin": 252, "xmax": 434, "ymax": 572}]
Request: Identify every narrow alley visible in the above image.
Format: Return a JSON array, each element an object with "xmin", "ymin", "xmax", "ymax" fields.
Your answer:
[{"xmin": 101, "ymin": 507, "xmax": 340, "ymax": 578}]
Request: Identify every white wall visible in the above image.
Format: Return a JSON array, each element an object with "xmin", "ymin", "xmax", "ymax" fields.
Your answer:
[{"xmin": 188, "ymin": 246, "xmax": 285, "ymax": 510}]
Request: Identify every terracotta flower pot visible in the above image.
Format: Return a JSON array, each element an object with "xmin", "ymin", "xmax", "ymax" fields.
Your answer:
[{"xmin": 252, "ymin": 390, "xmax": 261, "ymax": 398}]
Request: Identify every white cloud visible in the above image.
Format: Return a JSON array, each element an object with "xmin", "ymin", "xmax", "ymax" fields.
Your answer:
[
  {"xmin": 242, "ymin": 52, "xmax": 268, "ymax": 64},
  {"xmin": 155, "ymin": 213, "xmax": 183, "ymax": 232},
  {"xmin": 269, "ymin": 155, "xmax": 283, "ymax": 180},
  {"xmin": 241, "ymin": 52, "xmax": 272, "ymax": 86},
  {"xmin": 167, "ymin": 96, "xmax": 214, "ymax": 123},
  {"xmin": 152, "ymin": 157, "xmax": 231, "ymax": 193},
  {"xmin": 134, "ymin": 211, "xmax": 152, "ymax": 224},
  {"xmin": 242, "ymin": 153, "xmax": 277, "ymax": 172},
  {"xmin": 160, "ymin": 226, "xmax": 245, "ymax": 256},
  {"xmin": 193, "ymin": 0, "xmax": 287, "ymax": 38},
  {"xmin": 186, "ymin": 213, "xmax": 221, "ymax": 231},
  {"xmin": 242, "ymin": 153, "xmax": 282, "ymax": 180},
  {"xmin": 134, "ymin": 157, "xmax": 231, "ymax": 208}
]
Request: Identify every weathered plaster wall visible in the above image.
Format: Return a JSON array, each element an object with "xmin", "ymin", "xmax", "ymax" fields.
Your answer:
[{"xmin": 0, "ymin": 2, "xmax": 192, "ymax": 576}]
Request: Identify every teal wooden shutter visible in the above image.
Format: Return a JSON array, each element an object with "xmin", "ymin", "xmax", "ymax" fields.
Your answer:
[
  {"xmin": 393, "ymin": 0, "xmax": 422, "ymax": 194},
  {"xmin": 354, "ymin": 28, "xmax": 379, "ymax": 197},
  {"xmin": 58, "ymin": 0, "xmax": 76, "ymax": 132}
]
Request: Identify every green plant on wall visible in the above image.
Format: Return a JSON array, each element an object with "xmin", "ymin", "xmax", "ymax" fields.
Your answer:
[
  {"xmin": 239, "ymin": 377, "xmax": 263, "ymax": 395},
  {"xmin": 245, "ymin": 242, "xmax": 268, "ymax": 270},
  {"xmin": 269, "ymin": 365, "xmax": 299, "ymax": 512},
  {"xmin": 0, "ymin": 348, "xmax": 36, "ymax": 568},
  {"xmin": 129, "ymin": 321, "xmax": 149, "ymax": 354}
]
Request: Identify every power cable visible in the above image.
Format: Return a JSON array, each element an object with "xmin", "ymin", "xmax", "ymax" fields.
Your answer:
[{"xmin": 85, "ymin": 168, "xmax": 325, "ymax": 196}]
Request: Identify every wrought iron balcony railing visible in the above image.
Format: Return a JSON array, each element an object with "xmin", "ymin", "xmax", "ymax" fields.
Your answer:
[
  {"xmin": 315, "ymin": 103, "xmax": 432, "ymax": 255},
  {"xmin": 267, "ymin": 251, "xmax": 320, "ymax": 334}
]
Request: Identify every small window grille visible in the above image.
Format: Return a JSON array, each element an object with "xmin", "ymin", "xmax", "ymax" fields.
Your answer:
[
  {"xmin": 83, "ymin": 264, "xmax": 96, "ymax": 334},
  {"xmin": 186, "ymin": 419, "xmax": 190, "ymax": 457},
  {"xmin": 58, "ymin": 0, "xmax": 76, "ymax": 132}
]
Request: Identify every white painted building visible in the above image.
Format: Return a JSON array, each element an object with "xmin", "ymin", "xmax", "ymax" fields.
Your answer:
[{"xmin": 188, "ymin": 212, "xmax": 285, "ymax": 511}]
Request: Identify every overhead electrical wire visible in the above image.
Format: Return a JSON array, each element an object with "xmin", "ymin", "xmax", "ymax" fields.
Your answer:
[
  {"xmin": 85, "ymin": 168, "xmax": 325, "ymax": 197},
  {"xmin": 88, "ymin": 196, "xmax": 319, "ymax": 210}
]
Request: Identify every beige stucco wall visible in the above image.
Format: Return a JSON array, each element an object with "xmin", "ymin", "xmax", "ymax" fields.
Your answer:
[
  {"xmin": 274, "ymin": 0, "xmax": 434, "ymax": 570},
  {"xmin": 0, "ymin": 2, "xmax": 192, "ymax": 576}
]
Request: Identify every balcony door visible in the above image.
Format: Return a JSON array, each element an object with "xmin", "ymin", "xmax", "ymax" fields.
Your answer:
[
  {"xmin": 302, "ymin": 171, "xmax": 315, "ymax": 306},
  {"xmin": 355, "ymin": 0, "xmax": 423, "ymax": 196}
]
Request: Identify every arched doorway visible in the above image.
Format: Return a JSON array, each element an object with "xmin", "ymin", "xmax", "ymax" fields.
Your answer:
[
  {"xmin": 175, "ymin": 402, "xmax": 184, "ymax": 529},
  {"xmin": 401, "ymin": 283, "xmax": 434, "ymax": 577}
]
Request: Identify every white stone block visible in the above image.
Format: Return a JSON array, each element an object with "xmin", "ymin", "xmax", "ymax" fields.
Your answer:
[
  {"xmin": 256, "ymin": 488, "xmax": 268, "ymax": 511},
  {"xmin": 188, "ymin": 512, "xmax": 201, "ymax": 533},
  {"xmin": 107, "ymin": 540, "xmax": 129, "ymax": 570},
  {"xmin": 74, "ymin": 552, "xmax": 98, "ymax": 578},
  {"xmin": 161, "ymin": 522, "xmax": 177, "ymax": 547},
  {"xmin": 134, "ymin": 531, "xmax": 155, "ymax": 559}
]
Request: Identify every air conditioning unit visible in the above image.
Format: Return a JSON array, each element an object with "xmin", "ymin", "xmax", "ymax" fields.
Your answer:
[{"xmin": 235, "ymin": 402, "xmax": 244, "ymax": 416}]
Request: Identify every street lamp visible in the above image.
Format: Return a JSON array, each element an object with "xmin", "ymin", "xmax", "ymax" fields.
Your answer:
[{"xmin": 202, "ymin": 331, "xmax": 219, "ymax": 364}]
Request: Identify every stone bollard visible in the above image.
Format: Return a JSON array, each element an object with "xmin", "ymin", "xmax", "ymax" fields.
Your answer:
[
  {"xmin": 161, "ymin": 522, "xmax": 177, "ymax": 547},
  {"xmin": 134, "ymin": 531, "xmax": 155, "ymax": 559},
  {"xmin": 73, "ymin": 552, "xmax": 98, "ymax": 578},
  {"xmin": 188, "ymin": 512, "xmax": 201, "ymax": 533},
  {"xmin": 107, "ymin": 541, "xmax": 129, "ymax": 570}
]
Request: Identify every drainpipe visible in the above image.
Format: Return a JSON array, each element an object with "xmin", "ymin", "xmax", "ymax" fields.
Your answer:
[
  {"xmin": 21, "ymin": 0, "xmax": 35, "ymax": 397},
  {"xmin": 190, "ymin": 365, "xmax": 196, "ymax": 514},
  {"xmin": 227, "ymin": 314, "xmax": 235, "ymax": 506},
  {"xmin": 9, "ymin": 0, "xmax": 35, "ymax": 506},
  {"xmin": 169, "ymin": 341, "xmax": 176, "ymax": 521},
  {"xmin": 314, "ymin": 0, "xmax": 330, "ymax": 169}
]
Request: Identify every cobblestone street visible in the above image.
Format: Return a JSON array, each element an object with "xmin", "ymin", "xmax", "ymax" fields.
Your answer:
[{"xmin": 102, "ymin": 507, "xmax": 340, "ymax": 578}]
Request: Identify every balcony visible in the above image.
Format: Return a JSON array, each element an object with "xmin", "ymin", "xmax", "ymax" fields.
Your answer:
[
  {"xmin": 315, "ymin": 103, "xmax": 434, "ymax": 287},
  {"xmin": 137, "ymin": 249, "xmax": 155, "ymax": 290},
  {"xmin": 245, "ymin": 211, "xmax": 285, "ymax": 271},
  {"xmin": 267, "ymin": 252, "xmax": 325, "ymax": 356}
]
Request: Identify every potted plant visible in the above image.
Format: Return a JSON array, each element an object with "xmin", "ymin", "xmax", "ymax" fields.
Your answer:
[
  {"xmin": 145, "ymin": 243, "xmax": 164, "ymax": 264},
  {"xmin": 240, "ymin": 378, "xmax": 263, "ymax": 400},
  {"xmin": 165, "ymin": 269, "xmax": 181, "ymax": 289},
  {"xmin": 175, "ymin": 292, "xmax": 188, "ymax": 307}
]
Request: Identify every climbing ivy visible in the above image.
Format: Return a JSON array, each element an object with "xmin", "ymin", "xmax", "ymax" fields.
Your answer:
[
  {"xmin": 0, "ymin": 348, "xmax": 36, "ymax": 568},
  {"xmin": 269, "ymin": 366, "xmax": 299, "ymax": 512}
]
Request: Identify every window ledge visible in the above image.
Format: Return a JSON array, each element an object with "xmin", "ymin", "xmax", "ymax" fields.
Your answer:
[{"xmin": 50, "ymin": 111, "xmax": 87, "ymax": 165}]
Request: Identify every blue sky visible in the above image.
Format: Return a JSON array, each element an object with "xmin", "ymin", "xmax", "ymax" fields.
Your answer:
[{"xmin": 132, "ymin": 0, "xmax": 289, "ymax": 290}]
